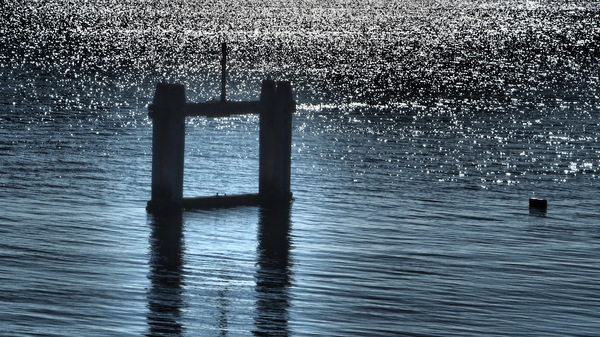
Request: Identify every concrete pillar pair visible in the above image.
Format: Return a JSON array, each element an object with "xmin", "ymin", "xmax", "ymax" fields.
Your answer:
[{"xmin": 147, "ymin": 80, "xmax": 294, "ymax": 213}]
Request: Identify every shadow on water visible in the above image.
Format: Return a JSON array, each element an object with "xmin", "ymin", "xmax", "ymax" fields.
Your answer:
[
  {"xmin": 146, "ymin": 213, "xmax": 185, "ymax": 337},
  {"xmin": 253, "ymin": 205, "xmax": 293, "ymax": 336}
]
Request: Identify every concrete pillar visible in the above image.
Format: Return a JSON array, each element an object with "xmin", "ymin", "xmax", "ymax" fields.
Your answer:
[
  {"xmin": 259, "ymin": 79, "xmax": 276, "ymax": 200},
  {"xmin": 147, "ymin": 83, "xmax": 186, "ymax": 213},
  {"xmin": 259, "ymin": 80, "xmax": 294, "ymax": 205},
  {"xmin": 275, "ymin": 81, "xmax": 294, "ymax": 200}
]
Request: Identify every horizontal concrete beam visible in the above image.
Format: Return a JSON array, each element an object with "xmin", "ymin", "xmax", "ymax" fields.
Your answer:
[
  {"xmin": 181, "ymin": 192, "xmax": 293, "ymax": 210},
  {"xmin": 184, "ymin": 101, "xmax": 262, "ymax": 118},
  {"xmin": 182, "ymin": 193, "xmax": 262, "ymax": 209}
]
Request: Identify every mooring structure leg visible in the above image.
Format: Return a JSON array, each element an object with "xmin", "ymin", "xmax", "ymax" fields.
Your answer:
[
  {"xmin": 259, "ymin": 80, "xmax": 294, "ymax": 204},
  {"xmin": 147, "ymin": 83, "xmax": 186, "ymax": 213}
]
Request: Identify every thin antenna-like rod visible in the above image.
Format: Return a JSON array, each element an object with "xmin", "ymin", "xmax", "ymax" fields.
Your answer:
[{"xmin": 220, "ymin": 42, "xmax": 227, "ymax": 103}]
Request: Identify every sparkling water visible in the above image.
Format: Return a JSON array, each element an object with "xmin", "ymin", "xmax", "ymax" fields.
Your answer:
[{"xmin": 1, "ymin": 1, "xmax": 599, "ymax": 335}]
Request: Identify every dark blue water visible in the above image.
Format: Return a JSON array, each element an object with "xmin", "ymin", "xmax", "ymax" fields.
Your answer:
[{"xmin": 1, "ymin": 1, "xmax": 599, "ymax": 336}]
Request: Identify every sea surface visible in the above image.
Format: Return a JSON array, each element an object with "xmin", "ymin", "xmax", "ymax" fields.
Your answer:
[{"xmin": 1, "ymin": 0, "xmax": 599, "ymax": 336}]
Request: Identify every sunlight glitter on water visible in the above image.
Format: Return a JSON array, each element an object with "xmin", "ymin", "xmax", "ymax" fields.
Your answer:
[{"xmin": 1, "ymin": 0, "xmax": 600, "ymax": 336}]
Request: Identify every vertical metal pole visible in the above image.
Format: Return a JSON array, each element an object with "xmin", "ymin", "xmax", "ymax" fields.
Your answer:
[{"xmin": 220, "ymin": 42, "xmax": 227, "ymax": 103}]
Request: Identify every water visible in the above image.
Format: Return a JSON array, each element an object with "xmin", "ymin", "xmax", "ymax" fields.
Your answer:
[{"xmin": 1, "ymin": 0, "xmax": 599, "ymax": 335}]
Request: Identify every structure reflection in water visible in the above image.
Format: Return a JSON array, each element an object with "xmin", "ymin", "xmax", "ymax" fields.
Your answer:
[
  {"xmin": 146, "ymin": 214, "xmax": 185, "ymax": 337},
  {"xmin": 254, "ymin": 205, "xmax": 293, "ymax": 336},
  {"xmin": 145, "ymin": 206, "xmax": 293, "ymax": 335}
]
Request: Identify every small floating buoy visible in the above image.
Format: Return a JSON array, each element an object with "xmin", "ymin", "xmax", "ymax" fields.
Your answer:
[{"xmin": 529, "ymin": 198, "xmax": 548, "ymax": 209}]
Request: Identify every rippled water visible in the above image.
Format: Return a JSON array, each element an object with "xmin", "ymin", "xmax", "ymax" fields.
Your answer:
[{"xmin": 1, "ymin": 0, "xmax": 600, "ymax": 336}]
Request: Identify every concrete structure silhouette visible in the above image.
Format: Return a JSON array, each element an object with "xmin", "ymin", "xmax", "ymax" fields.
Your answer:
[{"xmin": 147, "ymin": 44, "xmax": 294, "ymax": 213}]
